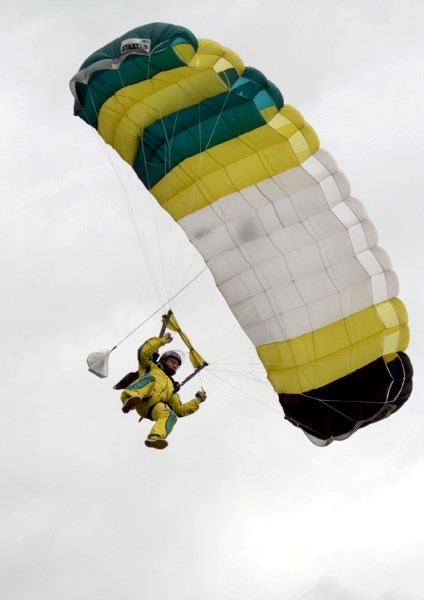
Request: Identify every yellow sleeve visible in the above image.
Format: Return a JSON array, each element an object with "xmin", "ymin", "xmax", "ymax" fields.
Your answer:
[
  {"xmin": 137, "ymin": 337, "xmax": 168, "ymax": 369},
  {"xmin": 167, "ymin": 393, "xmax": 200, "ymax": 417}
]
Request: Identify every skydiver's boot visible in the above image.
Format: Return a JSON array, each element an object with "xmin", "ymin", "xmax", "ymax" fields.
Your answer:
[
  {"xmin": 121, "ymin": 396, "xmax": 141, "ymax": 414},
  {"xmin": 145, "ymin": 434, "xmax": 168, "ymax": 450}
]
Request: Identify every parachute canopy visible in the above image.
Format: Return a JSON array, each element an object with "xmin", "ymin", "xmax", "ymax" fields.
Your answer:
[{"xmin": 71, "ymin": 22, "xmax": 413, "ymax": 445}]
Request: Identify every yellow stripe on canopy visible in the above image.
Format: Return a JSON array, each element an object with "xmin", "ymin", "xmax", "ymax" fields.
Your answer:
[
  {"xmin": 97, "ymin": 38, "xmax": 244, "ymax": 166},
  {"xmin": 152, "ymin": 105, "xmax": 319, "ymax": 219},
  {"xmin": 97, "ymin": 68, "xmax": 230, "ymax": 164},
  {"xmin": 257, "ymin": 298, "xmax": 409, "ymax": 394}
]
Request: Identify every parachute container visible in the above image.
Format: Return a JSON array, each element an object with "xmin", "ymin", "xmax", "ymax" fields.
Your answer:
[{"xmin": 71, "ymin": 23, "xmax": 413, "ymax": 444}]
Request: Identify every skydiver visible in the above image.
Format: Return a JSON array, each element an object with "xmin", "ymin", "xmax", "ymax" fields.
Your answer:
[{"xmin": 119, "ymin": 333, "xmax": 207, "ymax": 450}]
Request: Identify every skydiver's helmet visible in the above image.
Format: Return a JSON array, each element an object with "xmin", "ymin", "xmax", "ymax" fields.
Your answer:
[{"xmin": 159, "ymin": 350, "xmax": 182, "ymax": 377}]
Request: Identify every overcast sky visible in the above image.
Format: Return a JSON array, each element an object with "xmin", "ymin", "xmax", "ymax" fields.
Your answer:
[{"xmin": 1, "ymin": 1, "xmax": 423, "ymax": 599}]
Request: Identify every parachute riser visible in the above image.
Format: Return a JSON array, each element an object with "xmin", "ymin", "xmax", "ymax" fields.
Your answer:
[
  {"xmin": 177, "ymin": 362, "xmax": 208, "ymax": 390},
  {"xmin": 159, "ymin": 310, "xmax": 173, "ymax": 337}
]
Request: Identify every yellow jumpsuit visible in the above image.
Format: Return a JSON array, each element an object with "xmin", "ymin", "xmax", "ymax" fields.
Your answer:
[{"xmin": 120, "ymin": 337, "xmax": 201, "ymax": 439}]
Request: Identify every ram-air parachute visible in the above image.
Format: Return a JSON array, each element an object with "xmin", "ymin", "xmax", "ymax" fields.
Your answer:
[{"xmin": 70, "ymin": 22, "xmax": 413, "ymax": 446}]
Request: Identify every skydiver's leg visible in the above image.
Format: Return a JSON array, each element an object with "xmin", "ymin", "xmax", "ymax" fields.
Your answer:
[
  {"xmin": 144, "ymin": 402, "xmax": 177, "ymax": 449},
  {"xmin": 149, "ymin": 402, "xmax": 177, "ymax": 438},
  {"xmin": 120, "ymin": 380, "xmax": 155, "ymax": 413}
]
